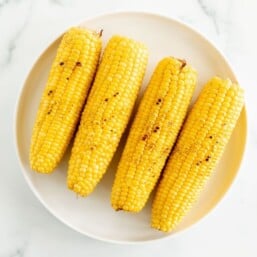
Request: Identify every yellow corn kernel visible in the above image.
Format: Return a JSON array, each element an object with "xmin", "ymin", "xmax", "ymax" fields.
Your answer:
[
  {"xmin": 111, "ymin": 57, "xmax": 197, "ymax": 212},
  {"xmin": 67, "ymin": 35, "xmax": 149, "ymax": 197},
  {"xmin": 151, "ymin": 77, "xmax": 244, "ymax": 232},
  {"xmin": 30, "ymin": 27, "xmax": 102, "ymax": 173}
]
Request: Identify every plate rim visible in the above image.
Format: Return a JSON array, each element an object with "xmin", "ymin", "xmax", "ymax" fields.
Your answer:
[{"xmin": 14, "ymin": 10, "xmax": 248, "ymax": 244}]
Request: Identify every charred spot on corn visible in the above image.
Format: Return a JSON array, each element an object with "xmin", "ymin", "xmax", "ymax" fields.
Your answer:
[
  {"xmin": 76, "ymin": 62, "xmax": 82, "ymax": 67},
  {"xmin": 47, "ymin": 90, "xmax": 53, "ymax": 96},
  {"xmin": 205, "ymin": 156, "xmax": 211, "ymax": 162},
  {"xmin": 59, "ymin": 62, "xmax": 64, "ymax": 66},
  {"xmin": 164, "ymin": 147, "xmax": 170, "ymax": 153},
  {"xmin": 196, "ymin": 161, "xmax": 201, "ymax": 166},
  {"xmin": 153, "ymin": 126, "xmax": 160, "ymax": 132},
  {"xmin": 156, "ymin": 98, "xmax": 162, "ymax": 105},
  {"xmin": 142, "ymin": 134, "xmax": 148, "ymax": 141}
]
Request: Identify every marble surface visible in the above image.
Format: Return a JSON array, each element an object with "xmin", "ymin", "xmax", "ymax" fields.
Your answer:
[{"xmin": 1, "ymin": 0, "xmax": 256, "ymax": 256}]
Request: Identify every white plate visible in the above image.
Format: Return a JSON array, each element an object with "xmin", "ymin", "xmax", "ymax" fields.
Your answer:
[{"xmin": 15, "ymin": 11, "xmax": 247, "ymax": 243}]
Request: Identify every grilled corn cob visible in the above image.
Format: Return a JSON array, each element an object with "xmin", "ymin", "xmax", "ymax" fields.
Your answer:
[
  {"xmin": 30, "ymin": 27, "xmax": 102, "ymax": 173},
  {"xmin": 111, "ymin": 57, "xmax": 197, "ymax": 212},
  {"xmin": 151, "ymin": 77, "xmax": 244, "ymax": 232},
  {"xmin": 67, "ymin": 35, "xmax": 149, "ymax": 197}
]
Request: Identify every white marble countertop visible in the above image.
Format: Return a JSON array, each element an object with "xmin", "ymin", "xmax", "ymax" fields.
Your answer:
[{"xmin": 1, "ymin": 0, "xmax": 256, "ymax": 256}]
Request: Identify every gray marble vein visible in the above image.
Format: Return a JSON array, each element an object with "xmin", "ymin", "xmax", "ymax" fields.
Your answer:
[
  {"xmin": 197, "ymin": 0, "xmax": 219, "ymax": 33},
  {"xmin": 10, "ymin": 248, "xmax": 25, "ymax": 257},
  {"xmin": 0, "ymin": 0, "xmax": 9, "ymax": 8},
  {"xmin": 3, "ymin": 0, "xmax": 33, "ymax": 66},
  {"xmin": 0, "ymin": 0, "xmax": 11, "ymax": 9},
  {"xmin": 50, "ymin": 0, "xmax": 72, "ymax": 6},
  {"xmin": 50, "ymin": 0, "xmax": 63, "ymax": 6},
  {"xmin": 6, "ymin": 22, "xmax": 26, "ymax": 65},
  {"xmin": 0, "ymin": 0, "xmax": 20, "ymax": 10}
]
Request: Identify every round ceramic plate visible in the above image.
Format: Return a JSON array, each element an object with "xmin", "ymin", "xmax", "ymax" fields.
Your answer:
[{"xmin": 15, "ymin": 11, "xmax": 247, "ymax": 243}]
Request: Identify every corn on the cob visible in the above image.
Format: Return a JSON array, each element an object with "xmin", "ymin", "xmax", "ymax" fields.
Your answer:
[
  {"xmin": 111, "ymin": 57, "xmax": 197, "ymax": 212},
  {"xmin": 30, "ymin": 27, "xmax": 102, "ymax": 173},
  {"xmin": 67, "ymin": 35, "xmax": 149, "ymax": 197},
  {"xmin": 151, "ymin": 77, "xmax": 244, "ymax": 232}
]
